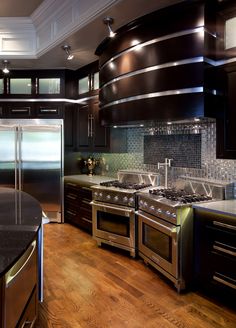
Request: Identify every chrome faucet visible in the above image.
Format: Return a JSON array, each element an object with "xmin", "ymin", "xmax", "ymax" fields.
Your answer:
[{"xmin": 157, "ymin": 158, "xmax": 172, "ymax": 189}]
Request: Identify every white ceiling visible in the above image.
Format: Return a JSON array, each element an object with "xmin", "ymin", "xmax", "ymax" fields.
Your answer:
[{"xmin": 1, "ymin": 0, "xmax": 183, "ymax": 70}]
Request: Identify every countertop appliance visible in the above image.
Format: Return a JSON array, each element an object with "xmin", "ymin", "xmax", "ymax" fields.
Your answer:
[
  {"xmin": 136, "ymin": 178, "xmax": 232, "ymax": 291},
  {"xmin": 91, "ymin": 170, "xmax": 159, "ymax": 257},
  {"xmin": 0, "ymin": 119, "xmax": 63, "ymax": 222}
]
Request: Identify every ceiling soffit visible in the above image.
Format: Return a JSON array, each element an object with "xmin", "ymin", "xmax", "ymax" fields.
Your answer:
[{"xmin": 0, "ymin": 0, "xmax": 119, "ymax": 59}]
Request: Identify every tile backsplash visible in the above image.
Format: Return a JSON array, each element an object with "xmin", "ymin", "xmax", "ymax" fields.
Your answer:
[{"xmin": 67, "ymin": 119, "xmax": 236, "ymax": 188}]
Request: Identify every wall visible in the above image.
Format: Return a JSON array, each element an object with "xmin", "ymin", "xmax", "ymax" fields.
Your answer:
[{"xmin": 67, "ymin": 119, "xmax": 236, "ymax": 187}]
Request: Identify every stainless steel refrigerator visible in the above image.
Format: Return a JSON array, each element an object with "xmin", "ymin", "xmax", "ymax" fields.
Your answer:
[{"xmin": 0, "ymin": 119, "xmax": 63, "ymax": 222}]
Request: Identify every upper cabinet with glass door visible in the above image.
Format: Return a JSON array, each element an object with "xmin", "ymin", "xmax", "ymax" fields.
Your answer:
[
  {"xmin": 37, "ymin": 78, "xmax": 61, "ymax": 95},
  {"xmin": 9, "ymin": 78, "xmax": 32, "ymax": 95}
]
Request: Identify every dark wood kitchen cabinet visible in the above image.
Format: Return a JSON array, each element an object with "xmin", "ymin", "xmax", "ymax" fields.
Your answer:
[
  {"xmin": 194, "ymin": 208, "xmax": 236, "ymax": 303},
  {"xmin": 64, "ymin": 181, "xmax": 92, "ymax": 233},
  {"xmin": 76, "ymin": 98, "xmax": 109, "ymax": 152},
  {"xmin": 216, "ymin": 63, "xmax": 236, "ymax": 159}
]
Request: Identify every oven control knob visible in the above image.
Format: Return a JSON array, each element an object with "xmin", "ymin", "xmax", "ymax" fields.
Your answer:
[
  {"xmin": 144, "ymin": 202, "xmax": 148, "ymax": 208},
  {"xmin": 150, "ymin": 205, "xmax": 155, "ymax": 211},
  {"xmin": 99, "ymin": 192, "xmax": 103, "ymax": 197},
  {"xmin": 172, "ymin": 213, "xmax": 177, "ymax": 218},
  {"xmin": 166, "ymin": 211, "xmax": 171, "ymax": 216},
  {"xmin": 94, "ymin": 192, "xmax": 98, "ymax": 197},
  {"xmin": 114, "ymin": 196, "xmax": 119, "ymax": 202},
  {"xmin": 139, "ymin": 200, "xmax": 143, "ymax": 206},
  {"xmin": 129, "ymin": 197, "xmax": 134, "ymax": 204},
  {"xmin": 157, "ymin": 208, "xmax": 162, "ymax": 213},
  {"xmin": 123, "ymin": 196, "xmax": 128, "ymax": 203},
  {"xmin": 106, "ymin": 195, "xmax": 111, "ymax": 200}
]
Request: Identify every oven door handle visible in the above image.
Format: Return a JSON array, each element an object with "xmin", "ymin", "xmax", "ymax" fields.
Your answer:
[
  {"xmin": 91, "ymin": 201, "xmax": 135, "ymax": 214},
  {"xmin": 137, "ymin": 211, "xmax": 179, "ymax": 238}
]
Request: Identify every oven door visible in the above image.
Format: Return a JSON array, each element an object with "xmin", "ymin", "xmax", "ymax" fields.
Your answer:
[
  {"xmin": 91, "ymin": 201, "xmax": 135, "ymax": 248},
  {"xmin": 138, "ymin": 210, "xmax": 180, "ymax": 278}
]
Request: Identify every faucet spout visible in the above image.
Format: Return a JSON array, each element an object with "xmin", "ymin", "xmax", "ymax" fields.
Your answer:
[{"xmin": 157, "ymin": 158, "xmax": 172, "ymax": 189}]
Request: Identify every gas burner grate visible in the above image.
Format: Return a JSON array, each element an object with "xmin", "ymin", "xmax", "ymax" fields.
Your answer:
[
  {"xmin": 149, "ymin": 188, "xmax": 212, "ymax": 203},
  {"xmin": 100, "ymin": 180, "xmax": 152, "ymax": 190}
]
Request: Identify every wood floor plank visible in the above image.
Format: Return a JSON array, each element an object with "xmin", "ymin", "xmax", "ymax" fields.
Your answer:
[{"xmin": 35, "ymin": 223, "xmax": 236, "ymax": 328}]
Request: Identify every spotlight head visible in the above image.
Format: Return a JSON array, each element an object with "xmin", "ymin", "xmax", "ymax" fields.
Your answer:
[
  {"xmin": 62, "ymin": 45, "xmax": 74, "ymax": 60},
  {"xmin": 103, "ymin": 17, "xmax": 116, "ymax": 38}
]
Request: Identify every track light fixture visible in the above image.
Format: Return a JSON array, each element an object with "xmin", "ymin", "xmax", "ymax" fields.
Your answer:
[
  {"xmin": 62, "ymin": 45, "xmax": 74, "ymax": 60},
  {"xmin": 2, "ymin": 60, "xmax": 10, "ymax": 74},
  {"xmin": 103, "ymin": 17, "xmax": 116, "ymax": 38}
]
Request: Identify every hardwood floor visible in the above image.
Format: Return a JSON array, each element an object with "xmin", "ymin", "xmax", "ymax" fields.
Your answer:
[{"xmin": 35, "ymin": 223, "xmax": 236, "ymax": 328}]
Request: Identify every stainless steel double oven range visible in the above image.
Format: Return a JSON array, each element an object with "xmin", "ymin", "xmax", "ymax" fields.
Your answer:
[
  {"xmin": 91, "ymin": 172, "xmax": 229, "ymax": 291},
  {"xmin": 91, "ymin": 170, "xmax": 159, "ymax": 257}
]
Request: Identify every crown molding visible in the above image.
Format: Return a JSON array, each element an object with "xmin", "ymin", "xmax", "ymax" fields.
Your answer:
[{"xmin": 0, "ymin": 0, "xmax": 120, "ymax": 59}]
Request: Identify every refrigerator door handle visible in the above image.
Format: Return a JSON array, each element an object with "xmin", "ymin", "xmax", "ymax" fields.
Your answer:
[
  {"xmin": 14, "ymin": 126, "xmax": 19, "ymax": 190},
  {"xmin": 18, "ymin": 126, "xmax": 22, "ymax": 191}
]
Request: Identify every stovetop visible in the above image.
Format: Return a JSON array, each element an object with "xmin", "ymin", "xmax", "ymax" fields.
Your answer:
[
  {"xmin": 149, "ymin": 188, "xmax": 212, "ymax": 204},
  {"xmin": 100, "ymin": 180, "xmax": 152, "ymax": 190}
]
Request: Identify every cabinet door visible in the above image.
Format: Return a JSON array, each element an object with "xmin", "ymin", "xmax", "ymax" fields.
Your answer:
[
  {"xmin": 91, "ymin": 100, "xmax": 110, "ymax": 151},
  {"xmin": 64, "ymin": 103, "xmax": 77, "ymax": 150},
  {"xmin": 216, "ymin": 64, "xmax": 236, "ymax": 159},
  {"xmin": 77, "ymin": 103, "xmax": 91, "ymax": 150}
]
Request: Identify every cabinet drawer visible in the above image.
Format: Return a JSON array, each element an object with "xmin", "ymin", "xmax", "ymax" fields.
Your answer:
[
  {"xmin": 206, "ymin": 224, "xmax": 236, "ymax": 247},
  {"xmin": 5, "ymin": 240, "xmax": 37, "ymax": 328},
  {"xmin": 65, "ymin": 192, "xmax": 80, "ymax": 203},
  {"xmin": 17, "ymin": 288, "xmax": 37, "ymax": 328},
  {"xmin": 64, "ymin": 209, "xmax": 92, "ymax": 232}
]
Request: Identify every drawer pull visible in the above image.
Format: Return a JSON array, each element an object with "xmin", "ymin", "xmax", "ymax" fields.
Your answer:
[
  {"xmin": 213, "ymin": 244, "xmax": 236, "ymax": 257},
  {"xmin": 21, "ymin": 320, "xmax": 34, "ymax": 328},
  {"xmin": 67, "ymin": 194, "xmax": 77, "ymax": 200},
  {"xmin": 81, "ymin": 217, "xmax": 91, "ymax": 223},
  {"xmin": 82, "ymin": 200, "xmax": 91, "ymax": 205},
  {"xmin": 66, "ymin": 210, "xmax": 76, "ymax": 216},
  {"xmin": 213, "ymin": 274, "xmax": 236, "ymax": 290},
  {"xmin": 81, "ymin": 186, "xmax": 91, "ymax": 191},
  {"xmin": 6, "ymin": 240, "xmax": 36, "ymax": 287},
  {"xmin": 213, "ymin": 221, "xmax": 236, "ymax": 231},
  {"xmin": 66, "ymin": 182, "xmax": 77, "ymax": 187}
]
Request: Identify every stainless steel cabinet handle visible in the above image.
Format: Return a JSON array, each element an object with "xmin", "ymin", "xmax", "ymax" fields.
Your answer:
[
  {"xmin": 66, "ymin": 210, "xmax": 76, "ymax": 216},
  {"xmin": 82, "ymin": 199, "xmax": 91, "ymax": 205},
  {"xmin": 81, "ymin": 217, "xmax": 91, "ymax": 223},
  {"xmin": 81, "ymin": 186, "xmax": 91, "ymax": 191},
  {"xmin": 5, "ymin": 240, "xmax": 36, "ymax": 287},
  {"xmin": 66, "ymin": 182, "xmax": 77, "ymax": 187},
  {"xmin": 39, "ymin": 108, "xmax": 58, "ymax": 113},
  {"xmin": 213, "ymin": 221, "xmax": 236, "ymax": 231},
  {"xmin": 90, "ymin": 114, "xmax": 94, "ymax": 137},
  {"xmin": 88, "ymin": 114, "xmax": 92, "ymax": 137},
  {"xmin": 213, "ymin": 275, "xmax": 236, "ymax": 290},
  {"xmin": 21, "ymin": 320, "xmax": 34, "ymax": 328},
  {"xmin": 213, "ymin": 243, "xmax": 236, "ymax": 257},
  {"xmin": 67, "ymin": 194, "xmax": 77, "ymax": 200},
  {"xmin": 11, "ymin": 108, "xmax": 30, "ymax": 113}
]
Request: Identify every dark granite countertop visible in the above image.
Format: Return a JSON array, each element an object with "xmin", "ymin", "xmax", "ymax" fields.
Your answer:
[{"xmin": 0, "ymin": 188, "xmax": 42, "ymax": 277}]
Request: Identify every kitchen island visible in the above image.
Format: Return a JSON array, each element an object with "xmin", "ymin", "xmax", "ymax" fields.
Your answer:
[{"xmin": 0, "ymin": 187, "xmax": 42, "ymax": 328}]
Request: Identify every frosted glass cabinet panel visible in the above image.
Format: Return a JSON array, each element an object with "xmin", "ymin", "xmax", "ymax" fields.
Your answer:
[
  {"xmin": 38, "ymin": 78, "xmax": 60, "ymax": 94},
  {"xmin": 93, "ymin": 72, "xmax": 99, "ymax": 90},
  {"xmin": 0, "ymin": 79, "xmax": 4, "ymax": 94},
  {"xmin": 78, "ymin": 76, "xmax": 89, "ymax": 94},
  {"xmin": 10, "ymin": 79, "xmax": 32, "ymax": 94}
]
